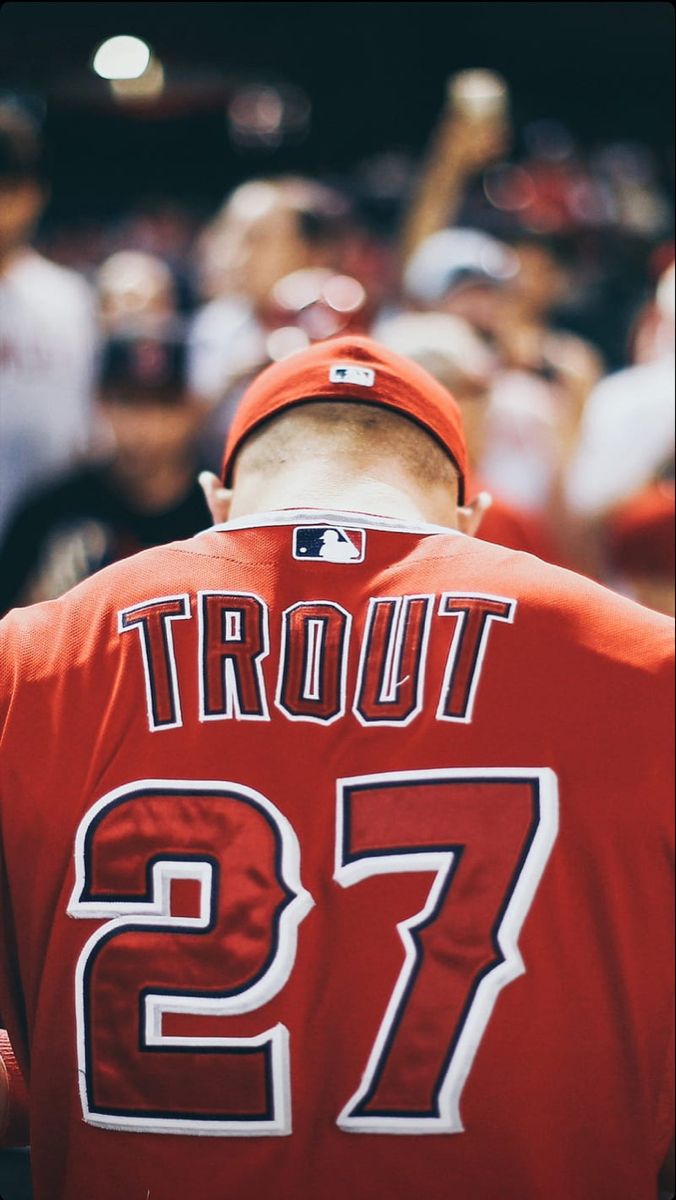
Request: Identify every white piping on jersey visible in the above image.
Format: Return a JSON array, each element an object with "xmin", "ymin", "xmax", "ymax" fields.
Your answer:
[{"xmin": 209, "ymin": 509, "xmax": 464, "ymax": 538}]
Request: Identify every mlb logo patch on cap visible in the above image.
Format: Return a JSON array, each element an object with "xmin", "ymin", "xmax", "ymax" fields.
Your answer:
[
  {"xmin": 293, "ymin": 526, "xmax": 365, "ymax": 563},
  {"xmin": 329, "ymin": 364, "xmax": 375, "ymax": 387}
]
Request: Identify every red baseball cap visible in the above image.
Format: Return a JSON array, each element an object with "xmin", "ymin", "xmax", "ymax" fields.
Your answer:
[{"xmin": 221, "ymin": 335, "xmax": 468, "ymax": 502}]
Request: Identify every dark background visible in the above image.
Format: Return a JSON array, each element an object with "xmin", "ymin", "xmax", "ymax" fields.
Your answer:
[{"xmin": 0, "ymin": 1, "xmax": 673, "ymax": 222}]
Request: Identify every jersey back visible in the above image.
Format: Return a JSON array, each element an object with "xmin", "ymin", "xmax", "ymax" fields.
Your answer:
[{"xmin": 0, "ymin": 511, "xmax": 673, "ymax": 1200}]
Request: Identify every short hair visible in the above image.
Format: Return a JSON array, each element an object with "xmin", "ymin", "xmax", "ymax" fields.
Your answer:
[
  {"xmin": 0, "ymin": 103, "xmax": 44, "ymax": 185},
  {"xmin": 234, "ymin": 399, "xmax": 459, "ymax": 491}
]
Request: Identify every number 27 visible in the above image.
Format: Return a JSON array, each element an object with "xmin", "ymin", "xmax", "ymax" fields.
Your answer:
[{"xmin": 69, "ymin": 768, "xmax": 558, "ymax": 1136}]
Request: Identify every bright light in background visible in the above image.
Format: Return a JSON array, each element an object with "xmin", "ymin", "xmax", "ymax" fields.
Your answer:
[{"xmin": 92, "ymin": 35, "xmax": 151, "ymax": 80}]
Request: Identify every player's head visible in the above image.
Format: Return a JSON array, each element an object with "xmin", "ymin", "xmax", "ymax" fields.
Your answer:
[
  {"xmin": 0, "ymin": 102, "xmax": 47, "ymax": 261},
  {"xmin": 201, "ymin": 335, "xmax": 487, "ymax": 533}
]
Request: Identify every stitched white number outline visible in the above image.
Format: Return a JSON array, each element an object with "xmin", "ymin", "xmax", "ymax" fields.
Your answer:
[
  {"xmin": 69, "ymin": 768, "xmax": 558, "ymax": 1135},
  {"xmin": 68, "ymin": 779, "xmax": 313, "ymax": 1136},
  {"xmin": 335, "ymin": 767, "xmax": 558, "ymax": 1133}
]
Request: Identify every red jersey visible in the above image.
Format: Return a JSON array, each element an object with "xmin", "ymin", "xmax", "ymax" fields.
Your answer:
[
  {"xmin": 0, "ymin": 509, "xmax": 673, "ymax": 1200},
  {"xmin": 477, "ymin": 493, "xmax": 568, "ymax": 566}
]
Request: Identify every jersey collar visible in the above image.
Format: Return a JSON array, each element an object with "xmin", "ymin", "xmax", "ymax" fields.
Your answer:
[{"xmin": 210, "ymin": 508, "xmax": 462, "ymax": 537}]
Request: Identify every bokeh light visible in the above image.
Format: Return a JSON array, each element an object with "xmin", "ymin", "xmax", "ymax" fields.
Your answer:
[{"xmin": 92, "ymin": 35, "xmax": 151, "ymax": 81}]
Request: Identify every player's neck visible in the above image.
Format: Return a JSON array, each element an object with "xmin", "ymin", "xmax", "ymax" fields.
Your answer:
[{"xmin": 228, "ymin": 462, "xmax": 459, "ymax": 528}]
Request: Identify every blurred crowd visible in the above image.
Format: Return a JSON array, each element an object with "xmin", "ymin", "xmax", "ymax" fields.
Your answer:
[{"xmin": 1, "ymin": 73, "xmax": 674, "ymax": 617}]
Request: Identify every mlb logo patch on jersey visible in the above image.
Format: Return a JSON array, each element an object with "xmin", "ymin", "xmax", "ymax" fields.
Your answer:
[{"xmin": 293, "ymin": 526, "xmax": 365, "ymax": 563}]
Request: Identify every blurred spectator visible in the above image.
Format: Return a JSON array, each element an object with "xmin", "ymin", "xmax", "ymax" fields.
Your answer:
[
  {"xmin": 402, "ymin": 228, "xmax": 574, "ymax": 518},
  {"xmin": 187, "ymin": 177, "xmax": 360, "ymax": 470},
  {"xmin": 376, "ymin": 308, "xmax": 497, "ymax": 456},
  {"xmin": 402, "ymin": 226, "xmax": 520, "ymax": 337},
  {"xmin": 498, "ymin": 232, "xmax": 603, "ymax": 404},
  {"xmin": 97, "ymin": 249, "xmax": 180, "ymax": 336},
  {"xmin": 111, "ymin": 202, "xmax": 201, "ymax": 316},
  {"xmin": 565, "ymin": 263, "xmax": 674, "ymax": 519},
  {"xmin": 190, "ymin": 263, "xmax": 372, "ymax": 474},
  {"xmin": 399, "ymin": 70, "xmax": 510, "ymax": 265},
  {"xmin": 606, "ymin": 481, "xmax": 675, "ymax": 617},
  {"xmin": 398, "ymin": 79, "xmax": 672, "ymax": 370},
  {"xmin": 0, "ymin": 62, "xmax": 671, "ymax": 625},
  {"xmin": 189, "ymin": 176, "xmax": 356, "ymax": 402},
  {"xmin": 561, "ymin": 261, "xmax": 674, "ymax": 579},
  {"xmin": 397, "ymin": 89, "xmax": 672, "ymax": 582},
  {"xmin": 376, "ymin": 310, "xmax": 567, "ymax": 564},
  {"xmin": 629, "ymin": 250, "xmax": 676, "ymax": 364},
  {"xmin": 0, "ymin": 102, "xmax": 97, "ymax": 539},
  {"xmin": 0, "ymin": 331, "xmax": 211, "ymax": 614}
]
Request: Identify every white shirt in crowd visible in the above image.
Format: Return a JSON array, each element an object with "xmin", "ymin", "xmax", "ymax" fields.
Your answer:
[
  {"xmin": 479, "ymin": 369, "xmax": 564, "ymax": 514},
  {"xmin": 188, "ymin": 294, "xmax": 266, "ymax": 402},
  {"xmin": 565, "ymin": 354, "xmax": 675, "ymax": 516},
  {"xmin": 0, "ymin": 250, "xmax": 97, "ymax": 539}
]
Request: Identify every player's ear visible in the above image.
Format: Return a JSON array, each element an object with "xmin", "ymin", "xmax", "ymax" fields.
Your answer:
[
  {"xmin": 199, "ymin": 471, "xmax": 233, "ymax": 526},
  {"xmin": 457, "ymin": 490, "xmax": 492, "ymax": 537}
]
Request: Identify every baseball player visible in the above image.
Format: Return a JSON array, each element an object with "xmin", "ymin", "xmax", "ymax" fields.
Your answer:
[{"xmin": 0, "ymin": 336, "xmax": 673, "ymax": 1200}]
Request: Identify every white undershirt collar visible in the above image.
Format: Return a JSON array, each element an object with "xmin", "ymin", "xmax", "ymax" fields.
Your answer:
[{"xmin": 210, "ymin": 507, "xmax": 462, "ymax": 537}]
